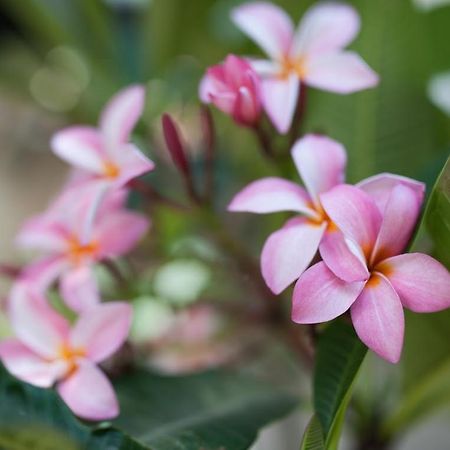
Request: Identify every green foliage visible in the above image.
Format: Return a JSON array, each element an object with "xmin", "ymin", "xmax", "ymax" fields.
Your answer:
[
  {"xmin": 413, "ymin": 156, "xmax": 450, "ymax": 267},
  {"xmin": 300, "ymin": 415, "xmax": 325, "ymax": 450},
  {"xmin": 304, "ymin": 321, "xmax": 367, "ymax": 449},
  {"xmin": 0, "ymin": 364, "xmax": 298, "ymax": 450}
]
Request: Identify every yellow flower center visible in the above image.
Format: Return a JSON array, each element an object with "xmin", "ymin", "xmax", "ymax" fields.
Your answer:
[
  {"xmin": 67, "ymin": 236, "xmax": 99, "ymax": 266},
  {"xmin": 58, "ymin": 343, "xmax": 86, "ymax": 377},
  {"xmin": 279, "ymin": 56, "xmax": 307, "ymax": 80},
  {"xmin": 103, "ymin": 161, "xmax": 120, "ymax": 179}
]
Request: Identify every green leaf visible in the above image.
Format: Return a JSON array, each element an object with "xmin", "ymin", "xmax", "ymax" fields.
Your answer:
[
  {"xmin": 114, "ymin": 369, "xmax": 299, "ymax": 450},
  {"xmin": 300, "ymin": 415, "xmax": 325, "ymax": 450},
  {"xmin": 311, "ymin": 320, "xmax": 367, "ymax": 448},
  {"xmin": 412, "ymin": 156, "xmax": 450, "ymax": 268},
  {"xmin": 0, "ymin": 364, "xmax": 145, "ymax": 450},
  {"xmin": 0, "ymin": 363, "xmax": 298, "ymax": 450}
]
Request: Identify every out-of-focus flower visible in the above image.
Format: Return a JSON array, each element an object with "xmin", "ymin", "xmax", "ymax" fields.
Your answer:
[
  {"xmin": 130, "ymin": 296, "xmax": 175, "ymax": 343},
  {"xmin": 0, "ymin": 284, "xmax": 132, "ymax": 420},
  {"xmin": 153, "ymin": 259, "xmax": 211, "ymax": 306},
  {"xmin": 199, "ymin": 54, "xmax": 262, "ymax": 126},
  {"xmin": 146, "ymin": 304, "xmax": 237, "ymax": 374},
  {"xmin": 51, "ymin": 85, "xmax": 154, "ymax": 192},
  {"xmin": 231, "ymin": 2, "xmax": 379, "ymax": 133},
  {"xmin": 292, "ymin": 184, "xmax": 450, "ymax": 363},
  {"xmin": 412, "ymin": 0, "xmax": 450, "ymax": 11},
  {"xmin": 16, "ymin": 188, "xmax": 149, "ymax": 312},
  {"xmin": 428, "ymin": 70, "xmax": 450, "ymax": 116}
]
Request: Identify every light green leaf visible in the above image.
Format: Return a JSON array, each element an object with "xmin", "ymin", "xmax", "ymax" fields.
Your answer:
[
  {"xmin": 412, "ymin": 155, "xmax": 450, "ymax": 268},
  {"xmin": 300, "ymin": 415, "xmax": 325, "ymax": 450}
]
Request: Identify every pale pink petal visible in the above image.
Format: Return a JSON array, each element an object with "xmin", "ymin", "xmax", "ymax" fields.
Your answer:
[
  {"xmin": 16, "ymin": 218, "xmax": 68, "ymax": 253},
  {"xmin": 0, "ymin": 339, "xmax": 66, "ymax": 387},
  {"xmin": 51, "ymin": 126, "xmax": 105, "ymax": 174},
  {"xmin": 291, "ymin": 134, "xmax": 347, "ymax": 203},
  {"xmin": 199, "ymin": 73, "xmax": 216, "ymax": 103},
  {"xmin": 228, "ymin": 177, "xmax": 317, "ymax": 216},
  {"xmin": 114, "ymin": 143, "xmax": 155, "ymax": 187},
  {"xmin": 319, "ymin": 229, "xmax": 369, "ymax": 282},
  {"xmin": 261, "ymin": 74, "xmax": 299, "ymax": 134},
  {"xmin": 249, "ymin": 59, "xmax": 280, "ymax": 77},
  {"xmin": 57, "ymin": 360, "xmax": 118, "ymax": 420},
  {"xmin": 292, "ymin": 262, "xmax": 364, "ymax": 324},
  {"xmin": 231, "ymin": 2, "xmax": 294, "ymax": 60},
  {"xmin": 9, "ymin": 284, "xmax": 69, "ymax": 359},
  {"xmin": 382, "ymin": 253, "xmax": 450, "ymax": 313},
  {"xmin": 356, "ymin": 172, "xmax": 425, "ymax": 213},
  {"xmin": 261, "ymin": 217, "xmax": 326, "ymax": 294},
  {"xmin": 304, "ymin": 51, "xmax": 379, "ymax": 94},
  {"xmin": 60, "ymin": 267, "xmax": 100, "ymax": 313},
  {"xmin": 320, "ymin": 185, "xmax": 382, "ymax": 258},
  {"xmin": 291, "ymin": 2, "xmax": 360, "ymax": 57},
  {"xmin": 95, "ymin": 209, "xmax": 149, "ymax": 258},
  {"xmin": 371, "ymin": 185, "xmax": 422, "ymax": 264},
  {"xmin": 20, "ymin": 256, "xmax": 69, "ymax": 293},
  {"xmin": 100, "ymin": 85, "xmax": 145, "ymax": 154},
  {"xmin": 70, "ymin": 302, "xmax": 132, "ymax": 362},
  {"xmin": 351, "ymin": 274, "xmax": 404, "ymax": 363}
]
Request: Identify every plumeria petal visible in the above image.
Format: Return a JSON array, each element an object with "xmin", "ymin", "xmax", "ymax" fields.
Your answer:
[
  {"xmin": 51, "ymin": 126, "xmax": 105, "ymax": 174},
  {"xmin": 292, "ymin": 262, "xmax": 364, "ymax": 324},
  {"xmin": 228, "ymin": 177, "xmax": 317, "ymax": 216},
  {"xmin": 291, "ymin": 2, "xmax": 360, "ymax": 57},
  {"xmin": 100, "ymin": 85, "xmax": 145, "ymax": 154},
  {"xmin": 320, "ymin": 185, "xmax": 382, "ymax": 259},
  {"xmin": 261, "ymin": 74, "xmax": 299, "ymax": 134},
  {"xmin": 371, "ymin": 185, "xmax": 422, "ymax": 264},
  {"xmin": 249, "ymin": 59, "xmax": 281, "ymax": 76},
  {"xmin": 60, "ymin": 267, "xmax": 100, "ymax": 313},
  {"xmin": 261, "ymin": 217, "xmax": 326, "ymax": 294},
  {"xmin": 319, "ymin": 229, "xmax": 369, "ymax": 282},
  {"xmin": 231, "ymin": 2, "xmax": 294, "ymax": 60},
  {"xmin": 9, "ymin": 284, "xmax": 69, "ymax": 359},
  {"xmin": 291, "ymin": 134, "xmax": 347, "ymax": 204},
  {"xmin": 115, "ymin": 144, "xmax": 155, "ymax": 187},
  {"xmin": 356, "ymin": 172, "xmax": 425, "ymax": 213},
  {"xmin": 0, "ymin": 339, "xmax": 66, "ymax": 387},
  {"xmin": 381, "ymin": 253, "xmax": 450, "ymax": 312},
  {"xmin": 16, "ymin": 218, "xmax": 68, "ymax": 253},
  {"xmin": 20, "ymin": 256, "xmax": 69, "ymax": 294},
  {"xmin": 70, "ymin": 302, "xmax": 132, "ymax": 363},
  {"xmin": 351, "ymin": 274, "xmax": 404, "ymax": 363},
  {"xmin": 96, "ymin": 210, "xmax": 149, "ymax": 258},
  {"xmin": 304, "ymin": 51, "xmax": 379, "ymax": 94},
  {"xmin": 57, "ymin": 360, "xmax": 119, "ymax": 420}
]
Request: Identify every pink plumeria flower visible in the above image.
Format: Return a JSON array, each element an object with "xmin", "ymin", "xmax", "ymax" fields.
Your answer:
[
  {"xmin": 0, "ymin": 284, "xmax": 132, "ymax": 420},
  {"xmin": 51, "ymin": 85, "xmax": 154, "ymax": 192},
  {"xmin": 228, "ymin": 134, "xmax": 424, "ymax": 295},
  {"xmin": 292, "ymin": 184, "xmax": 450, "ymax": 363},
  {"xmin": 17, "ymin": 187, "xmax": 149, "ymax": 312},
  {"xmin": 231, "ymin": 2, "xmax": 379, "ymax": 133},
  {"xmin": 199, "ymin": 54, "xmax": 262, "ymax": 126}
]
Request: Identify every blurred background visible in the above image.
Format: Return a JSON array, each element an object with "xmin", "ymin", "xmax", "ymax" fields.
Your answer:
[{"xmin": 0, "ymin": 1, "xmax": 449, "ymax": 449}]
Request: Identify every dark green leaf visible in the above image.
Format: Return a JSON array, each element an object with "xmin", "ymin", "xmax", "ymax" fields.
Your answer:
[
  {"xmin": 114, "ymin": 369, "xmax": 299, "ymax": 450},
  {"xmin": 313, "ymin": 321, "xmax": 367, "ymax": 446},
  {"xmin": 0, "ymin": 364, "xmax": 145, "ymax": 450}
]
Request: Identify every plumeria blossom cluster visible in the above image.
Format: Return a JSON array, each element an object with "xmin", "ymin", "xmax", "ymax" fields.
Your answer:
[
  {"xmin": 201, "ymin": 1, "xmax": 378, "ymax": 133},
  {"xmin": 0, "ymin": 0, "xmax": 449, "ymax": 434},
  {"xmin": 229, "ymin": 135, "xmax": 450, "ymax": 363},
  {"xmin": 0, "ymin": 86, "xmax": 154, "ymax": 419}
]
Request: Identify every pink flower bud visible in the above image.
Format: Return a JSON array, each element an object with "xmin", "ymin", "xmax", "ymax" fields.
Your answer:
[{"xmin": 199, "ymin": 54, "xmax": 262, "ymax": 127}]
